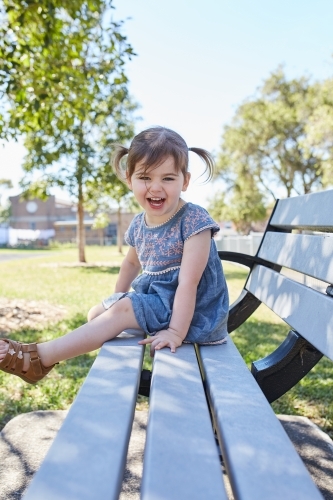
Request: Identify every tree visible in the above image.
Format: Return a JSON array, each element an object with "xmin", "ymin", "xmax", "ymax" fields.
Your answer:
[
  {"xmin": 0, "ymin": 0, "xmax": 137, "ymax": 261},
  {"xmin": 303, "ymin": 78, "xmax": 333, "ymax": 187},
  {"xmin": 0, "ymin": 179, "xmax": 13, "ymax": 192},
  {"xmin": 208, "ymin": 175, "xmax": 267, "ymax": 235},
  {"xmin": 86, "ymin": 169, "xmax": 140, "ymax": 254},
  {"xmin": 216, "ymin": 68, "xmax": 333, "ymax": 205},
  {"xmin": 0, "ymin": 178, "xmax": 13, "ymax": 223}
]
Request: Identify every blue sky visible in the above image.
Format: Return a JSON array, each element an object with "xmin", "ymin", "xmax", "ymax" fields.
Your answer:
[{"xmin": 2, "ymin": 0, "xmax": 333, "ymax": 206}]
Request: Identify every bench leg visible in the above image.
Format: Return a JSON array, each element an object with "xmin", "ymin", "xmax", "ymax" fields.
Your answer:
[
  {"xmin": 251, "ymin": 330, "xmax": 323, "ymax": 402},
  {"xmin": 138, "ymin": 369, "xmax": 152, "ymax": 397}
]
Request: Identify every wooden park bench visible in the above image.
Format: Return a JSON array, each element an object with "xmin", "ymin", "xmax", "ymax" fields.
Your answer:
[{"xmin": 23, "ymin": 189, "xmax": 333, "ymax": 500}]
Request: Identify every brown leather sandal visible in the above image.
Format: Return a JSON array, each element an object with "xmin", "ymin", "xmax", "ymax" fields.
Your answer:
[{"xmin": 0, "ymin": 338, "xmax": 55, "ymax": 384}]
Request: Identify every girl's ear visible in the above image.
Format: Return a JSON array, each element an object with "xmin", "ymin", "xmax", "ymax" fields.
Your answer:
[
  {"xmin": 182, "ymin": 172, "xmax": 191, "ymax": 192},
  {"xmin": 126, "ymin": 175, "xmax": 132, "ymax": 190}
]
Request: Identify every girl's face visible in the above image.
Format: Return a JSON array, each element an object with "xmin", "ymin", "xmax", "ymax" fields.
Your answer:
[{"xmin": 127, "ymin": 156, "xmax": 190, "ymax": 226}]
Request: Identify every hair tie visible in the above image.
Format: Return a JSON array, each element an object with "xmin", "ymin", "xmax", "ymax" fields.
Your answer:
[{"xmin": 188, "ymin": 147, "xmax": 192, "ymax": 152}]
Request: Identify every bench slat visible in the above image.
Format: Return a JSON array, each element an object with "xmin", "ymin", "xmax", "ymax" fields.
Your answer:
[
  {"xmin": 270, "ymin": 190, "xmax": 333, "ymax": 231},
  {"xmin": 197, "ymin": 339, "xmax": 323, "ymax": 500},
  {"xmin": 24, "ymin": 330, "xmax": 145, "ymax": 500},
  {"xmin": 246, "ymin": 265, "xmax": 333, "ymax": 360},
  {"xmin": 258, "ymin": 232, "xmax": 333, "ymax": 283},
  {"xmin": 141, "ymin": 345, "xmax": 227, "ymax": 500}
]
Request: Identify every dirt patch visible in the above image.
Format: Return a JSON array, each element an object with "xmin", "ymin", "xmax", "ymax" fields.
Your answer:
[{"xmin": 0, "ymin": 298, "xmax": 66, "ymax": 335}]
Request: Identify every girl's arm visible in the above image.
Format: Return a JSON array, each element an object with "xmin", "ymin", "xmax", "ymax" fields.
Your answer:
[
  {"xmin": 115, "ymin": 246, "xmax": 141, "ymax": 293},
  {"xmin": 139, "ymin": 229, "xmax": 211, "ymax": 354}
]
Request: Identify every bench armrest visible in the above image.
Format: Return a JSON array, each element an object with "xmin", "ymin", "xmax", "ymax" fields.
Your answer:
[
  {"xmin": 218, "ymin": 251, "xmax": 281, "ymax": 270},
  {"xmin": 218, "ymin": 251, "xmax": 283, "ymax": 332},
  {"xmin": 218, "ymin": 251, "xmax": 257, "ymax": 269}
]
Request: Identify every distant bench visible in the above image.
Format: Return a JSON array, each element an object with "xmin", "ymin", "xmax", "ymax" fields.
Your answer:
[{"xmin": 23, "ymin": 189, "xmax": 333, "ymax": 499}]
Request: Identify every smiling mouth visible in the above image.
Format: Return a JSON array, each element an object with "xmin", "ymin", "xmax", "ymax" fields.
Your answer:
[{"xmin": 147, "ymin": 197, "xmax": 165, "ymax": 208}]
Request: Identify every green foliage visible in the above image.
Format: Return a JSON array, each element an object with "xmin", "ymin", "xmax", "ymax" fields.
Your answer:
[
  {"xmin": 207, "ymin": 191, "xmax": 227, "ymax": 222},
  {"xmin": 0, "ymin": 179, "xmax": 13, "ymax": 190},
  {"xmin": 0, "ymin": 204, "xmax": 11, "ymax": 223},
  {"xmin": 214, "ymin": 68, "xmax": 333, "ymax": 231},
  {"xmin": 208, "ymin": 175, "xmax": 267, "ymax": 234},
  {"xmin": 0, "ymin": 0, "xmax": 137, "ymax": 261},
  {"xmin": 303, "ymin": 78, "xmax": 333, "ymax": 187},
  {"xmin": 0, "ymin": 178, "xmax": 13, "ymax": 222},
  {"xmin": 91, "ymin": 212, "xmax": 111, "ymax": 230},
  {"xmin": 0, "ymin": 0, "xmax": 136, "ymax": 140}
]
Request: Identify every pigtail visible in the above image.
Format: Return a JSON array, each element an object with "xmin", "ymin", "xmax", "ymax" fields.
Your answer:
[
  {"xmin": 112, "ymin": 145, "xmax": 129, "ymax": 182},
  {"xmin": 188, "ymin": 147, "xmax": 215, "ymax": 182}
]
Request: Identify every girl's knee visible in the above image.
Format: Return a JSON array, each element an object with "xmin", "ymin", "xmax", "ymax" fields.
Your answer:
[
  {"xmin": 87, "ymin": 304, "xmax": 105, "ymax": 322},
  {"xmin": 113, "ymin": 297, "xmax": 133, "ymax": 314},
  {"xmin": 104, "ymin": 297, "xmax": 134, "ymax": 318}
]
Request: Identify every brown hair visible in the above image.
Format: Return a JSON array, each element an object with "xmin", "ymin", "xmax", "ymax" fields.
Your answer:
[{"xmin": 112, "ymin": 126, "xmax": 215, "ymax": 182}]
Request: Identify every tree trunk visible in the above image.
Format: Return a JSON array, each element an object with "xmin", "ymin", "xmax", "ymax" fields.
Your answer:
[
  {"xmin": 117, "ymin": 206, "xmax": 123, "ymax": 254},
  {"xmin": 77, "ymin": 181, "xmax": 86, "ymax": 263},
  {"xmin": 99, "ymin": 228, "xmax": 104, "ymax": 246}
]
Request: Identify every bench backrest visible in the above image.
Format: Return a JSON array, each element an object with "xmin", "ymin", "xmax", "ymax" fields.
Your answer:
[{"xmin": 220, "ymin": 189, "xmax": 333, "ymax": 402}]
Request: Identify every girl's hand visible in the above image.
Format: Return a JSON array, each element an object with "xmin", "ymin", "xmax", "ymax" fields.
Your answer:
[{"xmin": 138, "ymin": 329, "xmax": 183, "ymax": 356}]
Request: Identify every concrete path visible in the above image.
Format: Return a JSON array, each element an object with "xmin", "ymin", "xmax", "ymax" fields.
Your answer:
[
  {"xmin": 0, "ymin": 410, "xmax": 147, "ymax": 500},
  {"xmin": 0, "ymin": 410, "xmax": 332, "ymax": 499},
  {"xmin": 0, "ymin": 253, "xmax": 48, "ymax": 262},
  {"xmin": 278, "ymin": 415, "xmax": 333, "ymax": 500}
]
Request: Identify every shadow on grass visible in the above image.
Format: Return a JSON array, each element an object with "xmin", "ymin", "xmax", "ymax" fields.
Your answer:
[{"xmin": 79, "ymin": 266, "xmax": 121, "ymax": 275}]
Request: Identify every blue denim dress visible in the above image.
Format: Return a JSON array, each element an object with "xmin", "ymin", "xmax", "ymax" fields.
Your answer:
[{"xmin": 103, "ymin": 203, "xmax": 229, "ymax": 344}]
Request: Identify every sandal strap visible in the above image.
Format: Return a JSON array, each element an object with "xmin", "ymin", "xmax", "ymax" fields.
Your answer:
[
  {"xmin": 4, "ymin": 340, "xmax": 24, "ymax": 372},
  {"xmin": 21, "ymin": 343, "xmax": 43, "ymax": 376},
  {"xmin": 22, "ymin": 343, "xmax": 38, "ymax": 358},
  {"xmin": 0, "ymin": 337, "xmax": 55, "ymax": 384},
  {"xmin": 30, "ymin": 357, "xmax": 43, "ymax": 376}
]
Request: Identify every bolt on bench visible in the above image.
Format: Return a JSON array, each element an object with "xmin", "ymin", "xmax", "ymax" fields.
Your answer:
[{"xmin": 24, "ymin": 190, "xmax": 333, "ymax": 500}]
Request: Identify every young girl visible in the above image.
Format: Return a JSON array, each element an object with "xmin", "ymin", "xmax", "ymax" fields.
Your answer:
[{"xmin": 0, "ymin": 127, "xmax": 229, "ymax": 384}]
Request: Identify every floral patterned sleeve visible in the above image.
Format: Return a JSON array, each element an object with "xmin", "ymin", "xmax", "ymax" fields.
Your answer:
[{"xmin": 181, "ymin": 204, "xmax": 220, "ymax": 241}]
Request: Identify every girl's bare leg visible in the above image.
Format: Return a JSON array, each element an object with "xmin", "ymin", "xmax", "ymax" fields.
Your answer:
[
  {"xmin": 0, "ymin": 298, "xmax": 140, "ymax": 369},
  {"xmin": 87, "ymin": 303, "xmax": 105, "ymax": 322}
]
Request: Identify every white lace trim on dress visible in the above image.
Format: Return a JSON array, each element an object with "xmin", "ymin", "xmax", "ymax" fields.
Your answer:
[
  {"xmin": 184, "ymin": 224, "xmax": 218, "ymax": 242},
  {"xmin": 143, "ymin": 265, "xmax": 181, "ymax": 276}
]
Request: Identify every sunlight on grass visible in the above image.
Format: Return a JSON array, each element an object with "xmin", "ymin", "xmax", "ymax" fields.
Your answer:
[
  {"xmin": 0, "ymin": 247, "xmax": 124, "ymax": 316},
  {"xmin": 0, "ymin": 250, "xmax": 332, "ymax": 438}
]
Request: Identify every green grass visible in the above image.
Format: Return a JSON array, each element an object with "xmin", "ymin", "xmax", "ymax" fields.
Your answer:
[
  {"xmin": 0, "ymin": 246, "xmax": 127, "ymax": 428},
  {"xmin": 0, "ymin": 249, "xmax": 332, "ymax": 438}
]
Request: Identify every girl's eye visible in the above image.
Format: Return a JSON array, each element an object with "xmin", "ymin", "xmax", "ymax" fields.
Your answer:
[
  {"xmin": 164, "ymin": 177, "xmax": 175, "ymax": 181},
  {"xmin": 139, "ymin": 176, "xmax": 150, "ymax": 181}
]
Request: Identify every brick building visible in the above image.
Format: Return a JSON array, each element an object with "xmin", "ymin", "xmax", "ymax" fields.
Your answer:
[
  {"xmin": 9, "ymin": 195, "xmax": 76, "ymax": 230},
  {"xmin": 54, "ymin": 212, "xmax": 134, "ymax": 245},
  {"xmin": 8, "ymin": 195, "xmax": 135, "ymax": 245}
]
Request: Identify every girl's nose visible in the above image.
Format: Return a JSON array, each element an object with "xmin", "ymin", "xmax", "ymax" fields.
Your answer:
[{"xmin": 148, "ymin": 180, "xmax": 162, "ymax": 193}]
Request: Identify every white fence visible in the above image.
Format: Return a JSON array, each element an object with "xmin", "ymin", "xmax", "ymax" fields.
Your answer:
[
  {"xmin": 215, "ymin": 234, "xmax": 264, "ymax": 256},
  {"xmin": 0, "ymin": 227, "xmax": 8, "ymax": 245},
  {"xmin": 0, "ymin": 228, "xmax": 55, "ymax": 246}
]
